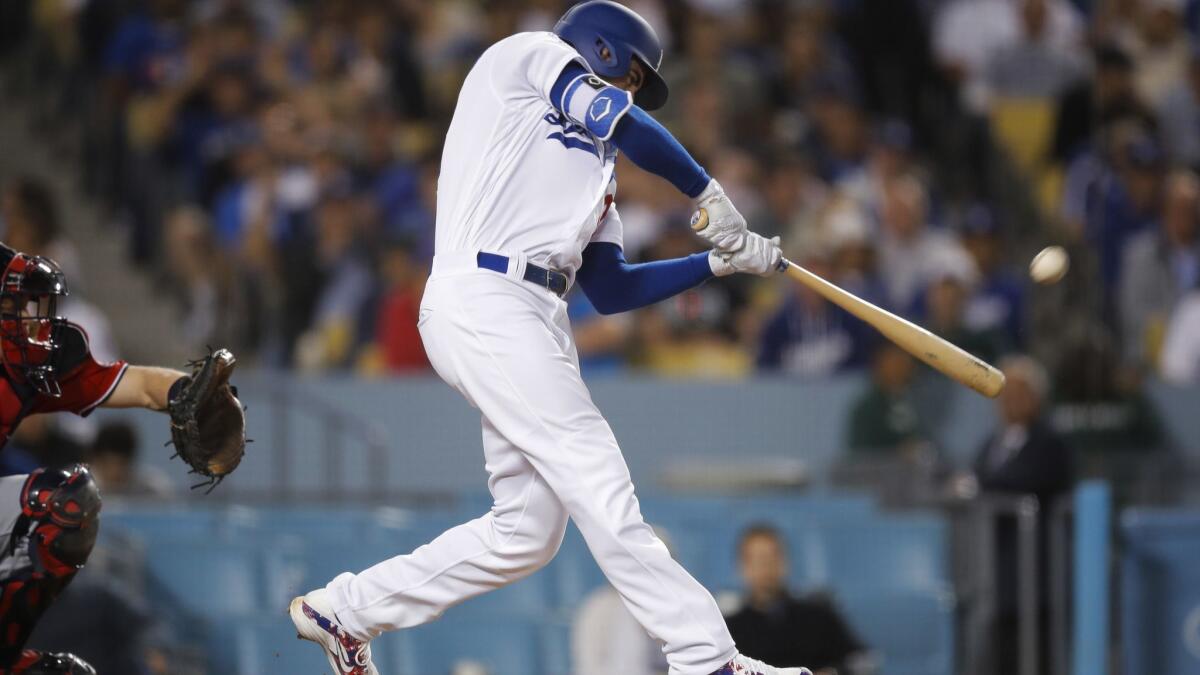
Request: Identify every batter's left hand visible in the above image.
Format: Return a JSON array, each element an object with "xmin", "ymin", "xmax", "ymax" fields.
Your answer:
[
  {"xmin": 691, "ymin": 179, "xmax": 747, "ymax": 253},
  {"xmin": 709, "ymin": 233, "xmax": 783, "ymax": 277}
]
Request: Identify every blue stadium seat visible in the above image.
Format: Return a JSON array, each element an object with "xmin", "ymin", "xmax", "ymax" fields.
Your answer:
[
  {"xmin": 637, "ymin": 492, "xmax": 881, "ymax": 593},
  {"xmin": 282, "ymin": 540, "xmax": 406, "ymax": 602},
  {"xmin": 839, "ymin": 588, "xmax": 956, "ymax": 675},
  {"xmin": 455, "ymin": 573, "xmax": 555, "ymax": 616},
  {"xmin": 142, "ymin": 540, "xmax": 266, "ymax": 615},
  {"xmin": 817, "ymin": 515, "xmax": 949, "ymax": 594},
  {"xmin": 540, "ymin": 619, "xmax": 574, "ymax": 675},
  {"xmin": 227, "ymin": 506, "xmax": 461, "ymax": 544},
  {"xmin": 408, "ymin": 615, "xmax": 544, "ymax": 675},
  {"xmin": 206, "ymin": 614, "xmax": 399, "ymax": 675},
  {"xmin": 548, "ymin": 526, "xmax": 609, "ymax": 610},
  {"xmin": 1121, "ymin": 510, "xmax": 1200, "ymax": 675},
  {"xmin": 104, "ymin": 507, "xmax": 226, "ymax": 542}
]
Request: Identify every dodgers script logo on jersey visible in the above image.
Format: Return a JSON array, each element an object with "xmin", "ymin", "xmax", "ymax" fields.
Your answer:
[{"xmin": 543, "ymin": 110, "xmax": 616, "ymax": 164}]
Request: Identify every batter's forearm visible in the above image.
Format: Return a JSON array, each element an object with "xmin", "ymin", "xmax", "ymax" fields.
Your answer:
[
  {"xmin": 609, "ymin": 106, "xmax": 711, "ymax": 197},
  {"xmin": 577, "ymin": 243, "xmax": 714, "ymax": 315},
  {"xmin": 104, "ymin": 365, "xmax": 188, "ymax": 411}
]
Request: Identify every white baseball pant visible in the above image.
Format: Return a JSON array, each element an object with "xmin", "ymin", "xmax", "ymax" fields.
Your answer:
[{"xmin": 326, "ymin": 255, "xmax": 737, "ymax": 675}]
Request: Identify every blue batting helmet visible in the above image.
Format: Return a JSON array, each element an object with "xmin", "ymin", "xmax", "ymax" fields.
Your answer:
[{"xmin": 553, "ymin": 1, "xmax": 669, "ymax": 111}]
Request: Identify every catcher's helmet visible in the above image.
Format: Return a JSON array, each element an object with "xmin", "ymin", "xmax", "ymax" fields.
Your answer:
[
  {"xmin": 0, "ymin": 244, "xmax": 69, "ymax": 396},
  {"xmin": 554, "ymin": 0, "xmax": 669, "ymax": 110}
]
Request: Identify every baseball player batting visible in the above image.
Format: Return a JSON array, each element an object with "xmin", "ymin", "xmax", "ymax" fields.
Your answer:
[
  {"xmin": 290, "ymin": 3, "xmax": 808, "ymax": 675},
  {"xmin": 0, "ymin": 243, "xmax": 245, "ymax": 674}
]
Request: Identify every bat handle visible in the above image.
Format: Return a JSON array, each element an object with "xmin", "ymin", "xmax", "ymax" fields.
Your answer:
[{"xmin": 775, "ymin": 257, "xmax": 791, "ymax": 273}]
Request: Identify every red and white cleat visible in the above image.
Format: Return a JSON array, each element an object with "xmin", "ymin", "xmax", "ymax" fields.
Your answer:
[{"xmin": 288, "ymin": 589, "xmax": 379, "ymax": 675}]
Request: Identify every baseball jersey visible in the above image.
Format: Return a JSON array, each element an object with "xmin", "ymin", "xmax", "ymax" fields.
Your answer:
[
  {"xmin": 0, "ymin": 324, "xmax": 128, "ymax": 449},
  {"xmin": 435, "ymin": 32, "xmax": 625, "ymax": 276}
]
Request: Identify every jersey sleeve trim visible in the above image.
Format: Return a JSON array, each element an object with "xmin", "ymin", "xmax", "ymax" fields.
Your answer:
[
  {"xmin": 78, "ymin": 362, "xmax": 129, "ymax": 417},
  {"xmin": 558, "ymin": 72, "xmax": 589, "ymax": 115}
]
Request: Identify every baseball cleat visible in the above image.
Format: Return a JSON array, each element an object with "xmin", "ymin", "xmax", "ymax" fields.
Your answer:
[
  {"xmin": 710, "ymin": 654, "xmax": 812, "ymax": 675},
  {"xmin": 2, "ymin": 650, "xmax": 96, "ymax": 675},
  {"xmin": 289, "ymin": 589, "xmax": 379, "ymax": 675}
]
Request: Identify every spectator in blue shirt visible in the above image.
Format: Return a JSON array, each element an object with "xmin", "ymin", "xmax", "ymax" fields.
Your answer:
[
  {"xmin": 758, "ymin": 247, "xmax": 876, "ymax": 376},
  {"xmin": 960, "ymin": 205, "xmax": 1027, "ymax": 348}
]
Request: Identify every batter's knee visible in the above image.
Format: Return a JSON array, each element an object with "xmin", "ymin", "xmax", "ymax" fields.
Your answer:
[
  {"xmin": 20, "ymin": 464, "xmax": 102, "ymax": 572},
  {"xmin": 489, "ymin": 505, "xmax": 568, "ymax": 573}
]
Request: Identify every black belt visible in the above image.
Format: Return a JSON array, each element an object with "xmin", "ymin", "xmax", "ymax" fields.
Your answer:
[{"xmin": 476, "ymin": 252, "xmax": 568, "ymax": 297}]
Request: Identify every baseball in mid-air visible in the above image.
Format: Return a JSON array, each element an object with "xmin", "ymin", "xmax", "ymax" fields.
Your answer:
[{"xmin": 1029, "ymin": 245, "xmax": 1069, "ymax": 284}]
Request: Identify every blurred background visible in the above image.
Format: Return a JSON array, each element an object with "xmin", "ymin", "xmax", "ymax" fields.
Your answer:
[{"xmin": 1, "ymin": 0, "xmax": 1199, "ymax": 673}]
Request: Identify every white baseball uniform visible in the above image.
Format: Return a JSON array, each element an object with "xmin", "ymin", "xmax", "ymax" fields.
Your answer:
[{"xmin": 325, "ymin": 32, "xmax": 737, "ymax": 675}]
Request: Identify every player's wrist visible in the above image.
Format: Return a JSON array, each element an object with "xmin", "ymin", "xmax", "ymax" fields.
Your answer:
[
  {"xmin": 695, "ymin": 178, "xmax": 724, "ymax": 205},
  {"xmin": 708, "ymin": 250, "xmax": 735, "ymax": 277}
]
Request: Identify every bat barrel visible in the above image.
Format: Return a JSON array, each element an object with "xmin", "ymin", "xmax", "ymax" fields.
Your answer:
[{"xmin": 779, "ymin": 259, "xmax": 1006, "ymax": 398}]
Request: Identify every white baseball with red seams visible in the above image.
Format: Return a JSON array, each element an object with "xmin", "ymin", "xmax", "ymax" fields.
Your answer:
[{"xmin": 315, "ymin": 32, "xmax": 743, "ymax": 675}]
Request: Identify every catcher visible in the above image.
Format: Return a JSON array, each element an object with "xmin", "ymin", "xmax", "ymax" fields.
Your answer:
[{"xmin": 0, "ymin": 243, "xmax": 245, "ymax": 674}]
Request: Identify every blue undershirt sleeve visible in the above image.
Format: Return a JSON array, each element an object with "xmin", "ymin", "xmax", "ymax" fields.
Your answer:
[
  {"xmin": 549, "ymin": 63, "xmax": 711, "ymax": 198},
  {"xmin": 576, "ymin": 242, "xmax": 714, "ymax": 315},
  {"xmin": 609, "ymin": 107, "xmax": 711, "ymax": 198}
]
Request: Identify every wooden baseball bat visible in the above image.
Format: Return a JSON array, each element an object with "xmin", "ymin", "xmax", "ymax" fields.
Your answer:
[
  {"xmin": 692, "ymin": 211, "xmax": 1005, "ymax": 397},
  {"xmin": 778, "ymin": 257, "xmax": 1005, "ymax": 397}
]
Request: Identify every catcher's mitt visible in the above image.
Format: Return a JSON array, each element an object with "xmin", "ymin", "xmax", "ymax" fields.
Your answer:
[{"xmin": 167, "ymin": 349, "xmax": 246, "ymax": 492}]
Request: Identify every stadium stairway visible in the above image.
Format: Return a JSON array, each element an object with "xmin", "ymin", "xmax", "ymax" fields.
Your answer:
[{"xmin": 0, "ymin": 93, "xmax": 191, "ymax": 367}]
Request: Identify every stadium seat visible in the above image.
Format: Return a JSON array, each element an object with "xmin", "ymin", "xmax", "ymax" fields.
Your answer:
[
  {"xmin": 138, "ymin": 534, "xmax": 310, "ymax": 618},
  {"xmin": 407, "ymin": 615, "xmax": 544, "ymax": 675},
  {"xmin": 988, "ymin": 96, "xmax": 1055, "ymax": 173},
  {"xmin": 142, "ymin": 540, "xmax": 266, "ymax": 615},
  {"xmin": 228, "ymin": 505, "xmax": 461, "ymax": 544},
  {"xmin": 203, "ymin": 614, "xmax": 401, "ymax": 675},
  {"xmin": 455, "ymin": 572, "xmax": 555, "ymax": 616},
  {"xmin": 817, "ymin": 515, "xmax": 949, "ymax": 594},
  {"xmin": 840, "ymin": 588, "xmax": 956, "ymax": 675},
  {"xmin": 547, "ymin": 526, "xmax": 608, "ymax": 610},
  {"xmin": 540, "ymin": 619, "xmax": 574, "ymax": 675},
  {"xmin": 1121, "ymin": 510, "xmax": 1200, "ymax": 675},
  {"xmin": 104, "ymin": 507, "xmax": 227, "ymax": 542}
]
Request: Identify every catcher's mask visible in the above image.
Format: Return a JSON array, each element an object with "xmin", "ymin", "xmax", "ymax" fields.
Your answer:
[{"xmin": 0, "ymin": 251, "xmax": 69, "ymax": 397}]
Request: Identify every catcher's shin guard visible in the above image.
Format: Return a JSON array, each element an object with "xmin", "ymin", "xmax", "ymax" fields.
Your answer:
[{"xmin": 0, "ymin": 466, "xmax": 100, "ymax": 666}]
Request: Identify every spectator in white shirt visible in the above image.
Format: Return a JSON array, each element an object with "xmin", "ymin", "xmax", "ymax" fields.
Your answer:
[
  {"xmin": 933, "ymin": 0, "xmax": 1083, "ymax": 112},
  {"xmin": 1159, "ymin": 290, "xmax": 1200, "ymax": 384}
]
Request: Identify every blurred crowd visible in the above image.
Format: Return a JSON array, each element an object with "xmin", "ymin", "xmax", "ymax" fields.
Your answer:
[{"xmin": 3, "ymin": 1, "xmax": 1200, "ymax": 456}]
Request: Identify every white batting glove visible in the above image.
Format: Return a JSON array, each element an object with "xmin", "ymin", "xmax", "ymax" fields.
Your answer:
[
  {"xmin": 690, "ymin": 179, "xmax": 747, "ymax": 253},
  {"xmin": 709, "ymin": 233, "xmax": 783, "ymax": 277}
]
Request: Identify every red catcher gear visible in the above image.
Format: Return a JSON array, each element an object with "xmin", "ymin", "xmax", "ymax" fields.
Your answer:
[
  {"xmin": 0, "ymin": 467, "xmax": 100, "ymax": 668},
  {"xmin": 0, "ymin": 250, "xmax": 69, "ymax": 398},
  {"xmin": 19, "ymin": 466, "xmax": 101, "ymax": 574}
]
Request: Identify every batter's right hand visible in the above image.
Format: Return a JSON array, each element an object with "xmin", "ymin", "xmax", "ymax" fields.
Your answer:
[
  {"xmin": 709, "ymin": 233, "xmax": 783, "ymax": 277},
  {"xmin": 691, "ymin": 179, "xmax": 747, "ymax": 253}
]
